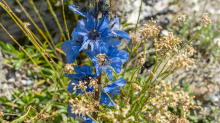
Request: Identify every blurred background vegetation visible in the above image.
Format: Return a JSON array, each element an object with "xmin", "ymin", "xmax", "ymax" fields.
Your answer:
[{"xmin": 0, "ymin": 0, "xmax": 220, "ymax": 122}]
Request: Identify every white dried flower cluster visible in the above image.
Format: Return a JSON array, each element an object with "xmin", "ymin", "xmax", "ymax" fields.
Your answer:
[
  {"xmin": 0, "ymin": 111, "xmax": 4, "ymax": 116},
  {"xmin": 155, "ymin": 32, "xmax": 182, "ymax": 53},
  {"xmin": 200, "ymin": 13, "xmax": 211, "ymax": 27},
  {"xmin": 139, "ymin": 18, "xmax": 162, "ymax": 38},
  {"xmin": 132, "ymin": 83, "xmax": 142, "ymax": 91},
  {"xmin": 64, "ymin": 63, "xmax": 75, "ymax": 75},
  {"xmin": 69, "ymin": 97, "xmax": 99, "ymax": 118},
  {"xmin": 138, "ymin": 56, "xmax": 146, "ymax": 66},
  {"xmin": 105, "ymin": 105, "xmax": 135, "ymax": 123},
  {"xmin": 177, "ymin": 15, "xmax": 186, "ymax": 22},
  {"xmin": 129, "ymin": 32, "xmax": 141, "ymax": 47},
  {"xmin": 143, "ymin": 81, "xmax": 195, "ymax": 123},
  {"xmin": 168, "ymin": 45, "xmax": 196, "ymax": 70},
  {"xmin": 72, "ymin": 76, "xmax": 98, "ymax": 93}
]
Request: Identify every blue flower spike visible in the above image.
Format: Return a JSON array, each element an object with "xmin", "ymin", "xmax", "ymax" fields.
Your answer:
[
  {"xmin": 66, "ymin": 65, "xmax": 97, "ymax": 95},
  {"xmin": 100, "ymin": 78, "xmax": 127, "ymax": 106},
  {"xmin": 84, "ymin": 44, "xmax": 128, "ymax": 81}
]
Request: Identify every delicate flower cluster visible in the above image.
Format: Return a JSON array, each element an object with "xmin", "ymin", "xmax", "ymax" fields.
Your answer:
[
  {"xmin": 132, "ymin": 83, "xmax": 142, "ymax": 91},
  {"xmin": 142, "ymin": 81, "xmax": 195, "ymax": 123},
  {"xmin": 61, "ymin": 1, "xmax": 130, "ymax": 122},
  {"xmin": 64, "ymin": 63, "xmax": 75, "ymax": 75},
  {"xmin": 68, "ymin": 97, "xmax": 99, "ymax": 118},
  {"xmin": 0, "ymin": 111, "xmax": 4, "ymax": 116},
  {"xmin": 155, "ymin": 32, "xmax": 182, "ymax": 53},
  {"xmin": 168, "ymin": 45, "xmax": 196, "ymax": 70},
  {"xmin": 178, "ymin": 14, "xmax": 186, "ymax": 22},
  {"xmin": 130, "ymin": 31, "xmax": 141, "ymax": 47},
  {"xmin": 139, "ymin": 18, "xmax": 162, "ymax": 38},
  {"xmin": 200, "ymin": 13, "xmax": 211, "ymax": 27},
  {"xmin": 105, "ymin": 105, "xmax": 135, "ymax": 123}
]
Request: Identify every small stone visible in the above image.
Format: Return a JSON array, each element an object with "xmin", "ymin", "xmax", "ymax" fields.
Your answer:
[
  {"xmin": 3, "ymin": 83, "xmax": 8, "ymax": 89},
  {"xmin": 15, "ymin": 71, "xmax": 21, "ymax": 78},
  {"xmin": 7, "ymin": 78, "xmax": 15, "ymax": 83}
]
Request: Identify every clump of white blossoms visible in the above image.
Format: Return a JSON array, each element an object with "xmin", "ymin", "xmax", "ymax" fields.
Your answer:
[
  {"xmin": 140, "ymin": 18, "xmax": 162, "ymax": 39},
  {"xmin": 132, "ymin": 83, "xmax": 142, "ymax": 91},
  {"xmin": 64, "ymin": 63, "xmax": 75, "ymax": 75},
  {"xmin": 142, "ymin": 81, "xmax": 196, "ymax": 123},
  {"xmin": 104, "ymin": 104, "xmax": 135, "ymax": 123},
  {"xmin": 168, "ymin": 45, "xmax": 196, "ymax": 70},
  {"xmin": 200, "ymin": 13, "xmax": 211, "ymax": 27},
  {"xmin": 178, "ymin": 14, "xmax": 186, "ymax": 22},
  {"xmin": 69, "ymin": 97, "xmax": 99, "ymax": 119},
  {"xmin": 155, "ymin": 32, "xmax": 182, "ymax": 54}
]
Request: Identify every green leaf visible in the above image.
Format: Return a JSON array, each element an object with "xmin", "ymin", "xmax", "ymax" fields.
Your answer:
[
  {"xmin": 53, "ymin": 102, "xmax": 66, "ymax": 109},
  {"xmin": 123, "ymin": 23, "xmax": 133, "ymax": 28},
  {"xmin": 214, "ymin": 109, "xmax": 219, "ymax": 114},
  {"xmin": 0, "ymin": 42, "xmax": 8, "ymax": 51},
  {"xmin": 41, "ymin": 68, "xmax": 55, "ymax": 77},
  {"xmin": 127, "ymin": 46, "xmax": 131, "ymax": 52},
  {"xmin": 14, "ymin": 59, "xmax": 25, "ymax": 71},
  {"xmin": 6, "ymin": 43, "xmax": 16, "ymax": 52},
  {"xmin": 46, "ymin": 105, "xmax": 52, "ymax": 112},
  {"xmin": 61, "ymin": 113, "xmax": 68, "ymax": 123}
]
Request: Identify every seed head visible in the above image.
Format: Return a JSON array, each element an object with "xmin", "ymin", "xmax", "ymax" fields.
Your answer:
[
  {"xmin": 200, "ymin": 13, "xmax": 211, "ymax": 27},
  {"xmin": 64, "ymin": 63, "xmax": 75, "ymax": 75},
  {"xmin": 132, "ymin": 83, "xmax": 142, "ymax": 91}
]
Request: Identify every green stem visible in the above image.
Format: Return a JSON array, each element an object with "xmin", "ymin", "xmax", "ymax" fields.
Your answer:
[
  {"xmin": 61, "ymin": 0, "xmax": 70, "ymax": 40},
  {"xmin": 46, "ymin": 0, "xmax": 67, "ymax": 41}
]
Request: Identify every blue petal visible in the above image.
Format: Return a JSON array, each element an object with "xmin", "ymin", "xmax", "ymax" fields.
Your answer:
[
  {"xmin": 67, "ymin": 104, "xmax": 77, "ymax": 118},
  {"xmin": 76, "ymin": 19, "xmax": 89, "ymax": 32},
  {"xmin": 103, "ymin": 67, "xmax": 113, "ymax": 81},
  {"xmin": 84, "ymin": 116, "xmax": 97, "ymax": 123},
  {"xmin": 61, "ymin": 40, "xmax": 80, "ymax": 64},
  {"xmin": 112, "ymin": 78, "xmax": 126, "ymax": 87},
  {"xmin": 84, "ymin": 49, "xmax": 96, "ymax": 61},
  {"xmin": 105, "ymin": 38, "xmax": 121, "ymax": 46},
  {"xmin": 98, "ymin": 44, "xmax": 109, "ymax": 54},
  {"xmin": 87, "ymin": 14, "xmax": 97, "ymax": 30},
  {"xmin": 109, "ymin": 57, "xmax": 122, "ymax": 73},
  {"xmin": 95, "ymin": 66, "xmax": 103, "ymax": 76},
  {"xmin": 68, "ymin": 4, "xmax": 87, "ymax": 17},
  {"xmin": 67, "ymin": 80, "xmax": 79, "ymax": 93},
  {"xmin": 115, "ymin": 30, "xmax": 130, "ymax": 41},
  {"xmin": 89, "ymin": 42, "xmax": 94, "ymax": 51},
  {"xmin": 65, "ymin": 73, "xmax": 82, "ymax": 80},
  {"xmin": 115, "ymin": 50, "xmax": 129, "ymax": 64},
  {"xmin": 100, "ymin": 92, "xmax": 115, "ymax": 106},
  {"xmin": 97, "ymin": 14, "xmax": 110, "ymax": 32},
  {"xmin": 110, "ymin": 16, "xmax": 119, "ymax": 31},
  {"xmin": 74, "ymin": 65, "xmax": 91, "ymax": 74},
  {"xmin": 79, "ymin": 38, "xmax": 90, "ymax": 51}
]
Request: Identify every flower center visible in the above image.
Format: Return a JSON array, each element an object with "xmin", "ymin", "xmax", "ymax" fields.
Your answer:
[
  {"xmin": 96, "ymin": 53, "xmax": 109, "ymax": 66},
  {"xmin": 89, "ymin": 30, "xmax": 100, "ymax": 41}
]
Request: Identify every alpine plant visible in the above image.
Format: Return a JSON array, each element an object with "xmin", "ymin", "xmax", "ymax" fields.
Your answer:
[{"xmin": 61, "ymin": 1, "xmax": 130, "ymax": 122}]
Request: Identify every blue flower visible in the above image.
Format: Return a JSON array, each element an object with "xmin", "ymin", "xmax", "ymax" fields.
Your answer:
[
  {"xmin": 66, "ymin": 65, "xmax": 97, "ymax": 95},
  {"xmin": 109, "ymin": 16, "xmax": 130, "ymax": 41},
  {"xmin": 84, "ymin": 45, "xmax": 128, "ymax": 81},
  {"xmin": 69, "ymin": 4, "xmax": 94, "ymax": 17},
  {"xmin": 100, "ymin": 78, "xmax": 126, "ymax": 106},
  {"xmin": 72, "ymin": 13, "xmax": 117, "ymax": 51},
  {"xmin": 61, "ymin": 34, "xmax": 82, "ymax": 64},
  {"xmin": 67, "ymin": 105, "xmax": 96, "ymax": 123}
]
